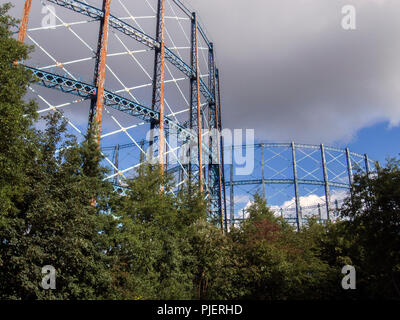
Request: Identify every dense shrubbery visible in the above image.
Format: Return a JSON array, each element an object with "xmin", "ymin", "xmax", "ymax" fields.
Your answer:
[{"xmin": 0, "ymin": 4, "xmax": 399, "ymax": 300}]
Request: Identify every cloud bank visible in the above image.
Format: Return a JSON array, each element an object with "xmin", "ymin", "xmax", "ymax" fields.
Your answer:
[{"xmin": 186, "ymin": 0, "xmax": 400, "ymax": 144}]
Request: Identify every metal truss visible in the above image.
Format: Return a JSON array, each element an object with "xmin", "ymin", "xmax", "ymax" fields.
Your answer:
[
  {"xmin": 25, "ymin": 65, "xmax": 219, "ymax": 158},
  {"xmin": 189, "ymin": 12, "xmax": 204, "ymax": 191},
  {"xmin": 207, "ymin": 42, "xmax": 223, "ymax": 227},
  {"xmin": 149, "ymin": 0, "xmax": 166, "ymax": 169},
  {"xmin": 227, "ymin": 143, "xmax": 376, "ymax": 231},
  {"xmin": 19, "ymin": 0, "xmax": 224, "ymax": 225},
  {"xmin": 44, "ymin": 0, "xmax": 214, "ymax": 103},
  {"xmin": 226, "ymin": 179, "xmax": 349, "ymax": 189}
]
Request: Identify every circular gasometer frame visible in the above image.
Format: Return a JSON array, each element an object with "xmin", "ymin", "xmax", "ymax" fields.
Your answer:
[
  {"xmin": 225, "ymin": 143, "xmax": 376, "ymax": 229},
  {"xmin": 16, "ymin": 1, "xmax": 376, "ymax": 230},
  {"xmin": 17, "ymin": 0, "xmax": 225, "ymax": 224}
]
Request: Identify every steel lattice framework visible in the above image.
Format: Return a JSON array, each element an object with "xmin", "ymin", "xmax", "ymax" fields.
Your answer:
[
  {"xmin": 15, "ymin": 1, "xmax": 377, "ymax": 232},
  {"xmin": 225, "ymin": 143, "xmax": 376, "ymax": 230},
  {"xmin": 16, "ymin": 0, "xmax": 225, "ymax": 227}
]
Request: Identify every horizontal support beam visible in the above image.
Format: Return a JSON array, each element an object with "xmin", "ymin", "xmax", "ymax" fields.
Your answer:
[
  {"xmin": 227, "ymin": 143, "xmax": 375, "ymax": 169},
  {"xmin": 26, "ymin": 66, "xmax": 216, "ymax": 161},
  {"xmin": 231, "ymin": 143, "xmax": 370, "ymax": 158},
  {"xmin": 226, "ymin": 178, "xmax": 349, "ymax": 189},
  {"xmin": 28, "ymin": 66, "xmax": 158, "ymax": 120},
  {"xmin": 228, "ymin": 217, "xmax": 327, "ymax": 223}
]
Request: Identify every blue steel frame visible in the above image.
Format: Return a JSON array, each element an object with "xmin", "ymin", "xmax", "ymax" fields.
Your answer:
[
  {"xmin": 23, "ymin": 0, "xmax": 224, "ymax": 224},
  {"xmin": 45, "ymin": 0, "xmax": 214, "ymax": 103},
  {"xmin": 207, "ymin": 42, "xmax": 223, "ymax": 226},
  {"xmin": 25, "ymin": 65, "xmax": 219, "ymax": 158},
  {"xmin": 227, "ymin": 143, "xmax": 376, "ymax": 231}
]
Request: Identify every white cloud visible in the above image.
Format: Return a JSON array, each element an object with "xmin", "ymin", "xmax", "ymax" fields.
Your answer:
[
  {"xmin": 238, "ymin": 189, "xmax": 349, "ymax": 220},
  {"xmin": 274, "ymin": 189, "xmax": 348, "ymax": 209}
]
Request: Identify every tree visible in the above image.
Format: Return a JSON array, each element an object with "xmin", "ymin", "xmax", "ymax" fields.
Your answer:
[
  {"xmin": 187, "ymin": 219, "xmax": 237, "ymax": 299},
  {"xmin": 1, "ymin": 112, "xmax": 114, "ymax": 299},
  {"xmin": 230, "ymin": 194, "xmax": 333, "ymax": 300},
  {"xmin": 0, "ymin": 3, "xmax": 39, "ymax": 298},
  {"xmin": 175, "ymin": 181, "xmax": 207, "ymax": 230},
  {"xmin": 106, "ymin": 164, "xmax": 197, "ymax": 299},
  {"xmin": 337, "ymin": 159, "xmax": 400, "ymax": 299},
  {"xmin": 0, "ymin": 2, "xmax": 38, "ymax": 254}
]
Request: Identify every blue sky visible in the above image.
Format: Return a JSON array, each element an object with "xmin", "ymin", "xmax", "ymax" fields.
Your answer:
[{"xmin": 346, "ymin": 121, "xmax": 400, "ymax": 165}]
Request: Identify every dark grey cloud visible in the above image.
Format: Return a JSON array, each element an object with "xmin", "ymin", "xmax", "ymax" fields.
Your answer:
[{"xmin": 186, "ymin": 0, "xmax": 400, "ymax": 144}]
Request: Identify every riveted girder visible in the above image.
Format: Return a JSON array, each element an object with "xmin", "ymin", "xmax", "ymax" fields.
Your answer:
[
  {"xmin": 149, "ymin": 0, "xmax": 166, "ymax": 173},
  {"xmin": 189, "ymin": 12, "xmax": 203, "ymax": 192},
  {"xmin": 90, "ymin": 0, "xmax": 112, "ymax": 142}
]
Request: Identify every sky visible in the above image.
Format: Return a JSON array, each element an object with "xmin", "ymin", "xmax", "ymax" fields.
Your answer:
[
  {"xmin": 4, "ymin": 0, "xmax": 400, "ymax": 213},
  {"xmin": 5, "ymin": 0, "xmax": 400, "ymax": 164},
  {"xmin": 184, "ymin": 0, "xmax": 400, "ymax": 164}
]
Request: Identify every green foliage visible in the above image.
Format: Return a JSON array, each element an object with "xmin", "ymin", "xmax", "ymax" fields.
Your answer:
[
  {"xmin": 105, "ymin": 165, "xmax": 208, "ymax": 300},
  {"xmin": 1, "ymin": 113, "xmax": 114, "ymax": 299},
  {"xmin": 0, "ymin": 5, "xmax": 114, "ymax": 298},
  {"xmin": 0, "ymin": 2, "xmax": 37, "ymax": 224},
  {"xmin": 176, "ymin": 181, "xmax": 207, "ymax": 229},
  {"xmin": 187, "ymin": 219, "xmax": 236, "ymax": 300},
  {"xmin": 336, "ymin": 158, "xmax": 400, "ymax": 299},
  {"xmin": 228, "ymin": 195, "xmax": 333, "ymax": 300}
]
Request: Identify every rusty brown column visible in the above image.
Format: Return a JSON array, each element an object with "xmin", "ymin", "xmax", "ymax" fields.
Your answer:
[
  {"xmin": 18, "ymin": 0, "xmax": 33, "ymax": 44},
  {"xmin": 194, "ymin": 16, "xmax": 203, "ymax": 192},
  {"xmin": 94, "ymin": 0, "xmax": 112, "ymax": 143},
  {"xmin": 158, "ymin": 0, "xmax": 166, "ymax": 174},
  {"xmin": 150, "ymin": 0, "xmax": 166, "ymax": 175}
]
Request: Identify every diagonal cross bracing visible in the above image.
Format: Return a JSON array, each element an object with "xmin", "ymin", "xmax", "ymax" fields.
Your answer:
[
  {"xmin": 44, "ymin": 0, "xmax": 214, "ymax": 103},
  {"xmin": 25, "ymin": 66, "xmax": 217, "ymax": 162}
]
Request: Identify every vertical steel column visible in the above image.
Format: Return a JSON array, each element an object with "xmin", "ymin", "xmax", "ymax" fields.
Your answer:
[
  {"xmin": 190, "ymin": 12, "xmax": 203, "ymax": 192},
  {"xmin": 335, "ymin": 200, "xmax": 339, "ymax": 217},
  {"xmin": 216, "ymin": 101, "xmax": 224, "ymax": 230},
  {"xmin": 92, "ymin": 0, "xmax": 112, "ymax": 143},
  {"xmin": 189, "ymin": 12, "xmax": 196, "ymax": 181},
  {"xmin": 139, "ymin": 140, "xmax": 145, "ymax": 165},
  {"xmin": 207, "ymin": 42, "xmax": 216, "ymax": 213},
  {"xmin": 158, "ymin": 1, "xmax": 166, "ymax": 175},
  {"xmin": 113, "ymin": 144, "xmax": 119, "ymax": 186},
  {"xmin": 216, "ymin": 69, "xmax": 227, "ymax": 230},
  {"xmin": 89, "ymin": 0, "xmax": 107, "ymax": 125},
  {"xmin": 346, "ymin": 148, "xmax": 354, "ymax": 205},
  {"xmin": 261, "ymin": 144, "xmax": 266, "ymax": 200},
  {"xmin": 139, "ymin": 140, "xmax": 145, "ymax": 178},
  {"xmin": 207, "ymin": 43, "xmax": 223, "ymax": 229},
  {"xmin": 318, "ymin": 203, "xmax": 322, "ymax": 220},
  {"xmin": 364, "ymin": 154, "xmax": 370, "ymax": 176},
  {"xmin": 346, "ymin": 148, "xmax": 353, "ymax": 185},
  {"xmin": 291, "ymin": 142, "xmax": 302, "ymax": 231},
  {"xmin": 150, "ymin": 0, "xmax": 166, "ymax": 173},
  {"xmin": 88, "ymin": 0, "xmax": 111, "ymax": 208},
  {"xmin": 230, "ymin": 145, "xmax": 234, "ymax": 227},
  {"xmin": 321, "ymin": 144, "xmax": 331, "ymax": 221},
  {"xmin": 17, "ymin": 0, "xmax": 32, "ymax": 44}
]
